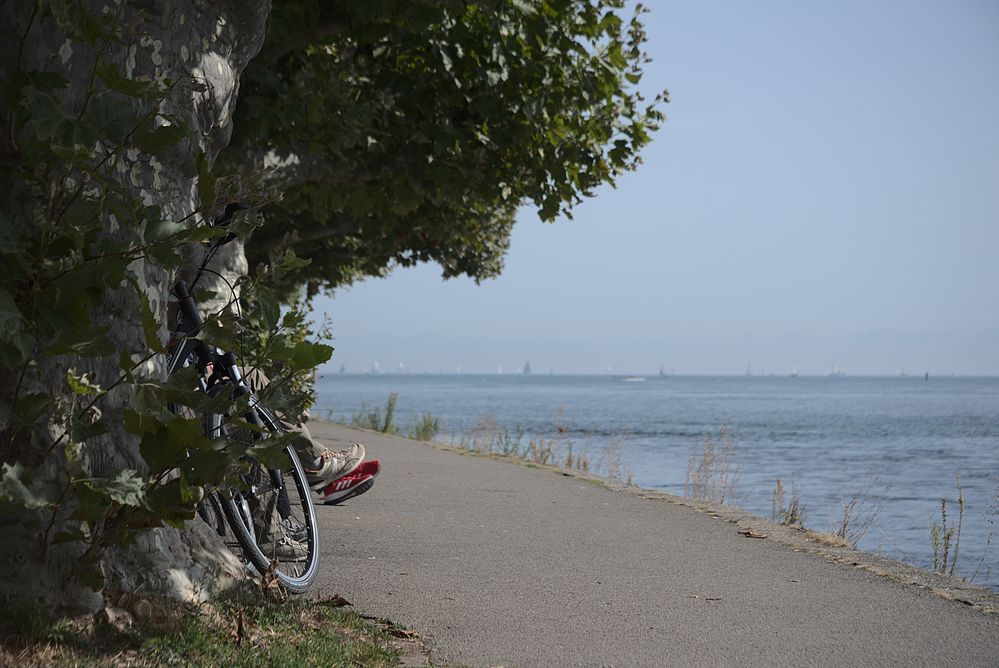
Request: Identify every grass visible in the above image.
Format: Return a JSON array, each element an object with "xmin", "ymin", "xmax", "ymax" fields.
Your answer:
[
  {"xmin": 968, "ymin": 480, "xmax": 998, "ymax": 584},
  {"xmin": 407, "ymin": 412, "xmax": 441, "ymax": 441},
  {"xmin": 831, "ymin": 475, "xmax": 891, "ymax": 545},
  {"xmin": 350, "ymin": 394, "xmax": 442, "ymax": 442},
  {"xmin": 0, "ymin": 592, "xmax": 409, "ymax": 667},
  {"xmin": 685, "ymin": 427, "xmax": 739, "ymax": 505},
  {"xmin": 449, "ymin": 409, "xmax": 632, "ymax": 483},
  {"xmin": 351, "ymin": 392, "xmax": 401, "ymax": 434},
  {"xmin": 931, "ymin": 473, "xmax": 965, "ymax": 577},
  {"xmin": 772, "ymin": 477, "xmax": 805, "ymax": 526}
]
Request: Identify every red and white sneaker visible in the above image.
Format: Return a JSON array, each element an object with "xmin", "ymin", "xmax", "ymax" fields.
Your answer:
[{"xmin": 320, "ymin": 459, "xmax": 381, "ymax": 505}]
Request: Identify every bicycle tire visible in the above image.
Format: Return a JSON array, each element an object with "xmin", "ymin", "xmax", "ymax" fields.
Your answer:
[{"xmin": 210, "ymin": 410, "xmax": 321, "ymax": 593}]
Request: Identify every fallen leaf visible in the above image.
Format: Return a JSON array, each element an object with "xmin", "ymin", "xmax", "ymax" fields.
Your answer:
[
  {"xmin": 389, "ymin": 628, "xmax": 421, "ymax": 639},
  {"xmin": 231, "ymin": 608, "xmax": 245, "ymax": 647},
  {"xmin": 738, "ymin": 530, "xmax": 767, "ymax": 539},
  {"xmin": 319, "ymin": 594, "xmax": 353, "ymax": 608}
]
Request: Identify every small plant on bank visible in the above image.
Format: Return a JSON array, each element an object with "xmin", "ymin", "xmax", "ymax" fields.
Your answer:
[
  {"xmin": 351, "ymin": 393, "xmax": 401, "ymax": 434},
  {"xmin": 968, "ymin": 479, "xmax": 998, "ymax": 584},
  {"xmin": 596, "ymin": 434, "xmax": 632, "ymax": 485},
  {"xmin": 832, "ymin": 475, "xmax": 891, "ymax": 546},
  {"xmin": 772, "ymin": 477, "xmax": 806, "ymax": 526},
  {"xmin": 407, "ymin": 413, "xmax": 441, "ymax": 441},
  {"xmin": 685, "ymin": 427, "xmax": 739, "ymax": 505},
  {"xmin": 451, "ymin": 411, "xmax": 636, "ymax": 483},
  {"xmin": 931, "ymin": 474, "xmax": 965, "ymax": 576},
  {"xmin": 457, "ymin": 415, "xmax": 526, "ymax": 457},
  {"xmin": 564, "ymin": 443, "xmax": 590, "ymax": 473}
]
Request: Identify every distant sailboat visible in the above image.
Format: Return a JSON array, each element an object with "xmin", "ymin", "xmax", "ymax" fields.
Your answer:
[
  {"xmin": 522, "ymin": 361, "xmax": 532, "ymax": 375},
  {"xmin": 790, "ymin": 365, "xmax": 798, "ymax": 378}
]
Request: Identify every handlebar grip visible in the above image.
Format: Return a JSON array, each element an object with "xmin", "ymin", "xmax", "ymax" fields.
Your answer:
[
  {"xmin": 171, "ymin": 280, "xmax": 204, "ymax": 332},
  {"xmin": 210, "ymin": 202, "xmax": 246, "ymax": 228},
  {"xmin": 172, "ymin": 280, "xmax": 191, "ymax": 299}
]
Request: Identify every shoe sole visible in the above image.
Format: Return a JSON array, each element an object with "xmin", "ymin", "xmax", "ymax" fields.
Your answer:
[
  {"xmin": 308, "ymin": 456, "xmax": 364, "ymax": 492},
  {"xmin": 323, "ymin": 475, "xmax": 377, "ymax": 505}
]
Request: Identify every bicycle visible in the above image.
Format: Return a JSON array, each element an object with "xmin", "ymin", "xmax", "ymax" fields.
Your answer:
[{"xmin": 164, "ymin": 204, "xmax": 320, "ymax": 593}]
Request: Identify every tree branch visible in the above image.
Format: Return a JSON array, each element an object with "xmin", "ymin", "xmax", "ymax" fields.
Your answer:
[
  {"xmin": 254, "ymin": 217, "xmax": 359, "ymax": 255},
  {"xmin": 255, "ymin": 21, "xmax": 347, "ymax": 64}
]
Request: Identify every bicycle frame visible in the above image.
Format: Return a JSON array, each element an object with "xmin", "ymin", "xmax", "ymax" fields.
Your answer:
[
  {"xmin": 158, "ymin": 205, "xmax": 320, "ymax": 591},
  {"xmin": 166, "ymin": 278, "xmax": 288, "ymax": 541}
]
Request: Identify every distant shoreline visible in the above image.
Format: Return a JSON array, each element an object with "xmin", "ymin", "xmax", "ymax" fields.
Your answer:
[{"xmin": 319, "ymin": 372, "xmax": 999, "ymax": 379}]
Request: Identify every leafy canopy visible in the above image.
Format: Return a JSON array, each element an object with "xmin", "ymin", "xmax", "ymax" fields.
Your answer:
[{"xmin": 225, "ymin": 0, "xmax": 666, "ymax": 291}]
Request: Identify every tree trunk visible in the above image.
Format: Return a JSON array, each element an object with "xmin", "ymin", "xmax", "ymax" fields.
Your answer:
[{"xmin": 0, "ymin": 0, "xmax": 270, "ymax": 612}]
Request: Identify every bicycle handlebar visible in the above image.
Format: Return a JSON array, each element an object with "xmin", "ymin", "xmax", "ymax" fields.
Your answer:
[
  {"xmin": 209, "ymin": 202, "xmax": 246, "ymax": 245},
  {"xmin": 171, "ymin": 279, "xmax": 204, "ymax": 333}
]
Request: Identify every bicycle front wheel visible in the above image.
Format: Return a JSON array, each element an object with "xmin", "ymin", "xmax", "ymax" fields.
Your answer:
[{"xmin": 210, "ymin": 411, "xmax": 321, "ymax": 593}]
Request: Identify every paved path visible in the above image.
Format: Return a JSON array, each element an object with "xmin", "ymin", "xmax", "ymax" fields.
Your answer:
[{"xmin": 308, "ymin": 422, "xmax": 999, "ymax": 667}]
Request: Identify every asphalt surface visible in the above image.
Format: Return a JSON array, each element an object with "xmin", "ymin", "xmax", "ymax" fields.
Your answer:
[{"xmin": 308, "ymin": 422, "xmax": 999, "ymax": 667}]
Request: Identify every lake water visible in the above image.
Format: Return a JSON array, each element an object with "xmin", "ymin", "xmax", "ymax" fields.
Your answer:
[{"xmin": 314, "ymin": 374, "xmax": 999, "ymax": 590}]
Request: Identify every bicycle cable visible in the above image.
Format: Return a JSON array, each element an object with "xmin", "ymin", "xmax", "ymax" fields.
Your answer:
[{"xmin": 197, "ymin": 267, "xmax": 249, "ymax": 377}]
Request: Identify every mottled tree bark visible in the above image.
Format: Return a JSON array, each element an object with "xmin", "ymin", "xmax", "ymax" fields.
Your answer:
[{"xmin": 0, "ymin": 0, "xmax": 269, "ymax": 611}]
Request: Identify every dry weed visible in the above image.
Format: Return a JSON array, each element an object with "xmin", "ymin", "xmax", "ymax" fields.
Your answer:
[
  {"xmin": 831, "ymin": 475, "xmax": 891, "ymax": 545},
  {"xmin": 685, "ymin": 427, "xmax": 739, "ymax": 505}
]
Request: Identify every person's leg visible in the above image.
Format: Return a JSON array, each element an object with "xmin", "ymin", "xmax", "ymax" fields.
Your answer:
[
  {"xmin": 243, "ymin": 367, "xmax": 365, "ymax": 489},
  {"xmin": 243, "ymin": 367, "xmax": 325, "ymax": 462}
]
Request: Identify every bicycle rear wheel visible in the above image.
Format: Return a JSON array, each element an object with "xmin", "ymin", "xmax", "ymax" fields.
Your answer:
[{"xmin": 210, "ymin": 410, "xmax": 320, "ymax": 593}]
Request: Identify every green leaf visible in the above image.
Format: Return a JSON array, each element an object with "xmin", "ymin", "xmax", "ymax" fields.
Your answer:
[
  {"xmin": 257, "ymin": 294, "xmax": 281, "ymax": 331},
  {"xmin": 45, "ymin": 326, "xmax": 115, "ymax": 357},
  {"xmin": 22, "ymin": 89, "xmax": 72, "ymax": 140},
  {"xmin": 146, "ymin": 242, "xmax": 185, "ymax": 268},
  {"xmin": 66, "ymin": 369, "xmax": 102, "ymax": 396},
  {"xmin": 76, "ymin": 564, "xmax": 105, "ymax": 592},
  {"xmin": 0, "ymin": 287, "xmax": 24, "ymax": 340},
  {"xmin": 103, "ymin": 469, "xmax": 145, "ymax": 507},
  {"xmin": 246, "ymin": 438, "xmax": 295, "ymax": 470},
  {"xmin": 0, "ymin": 463, "xmax": 52, "ymax": 509},
  {"xmin": 11, "ymin": 393, "xmax": 49, "ymax": 429},
  {"xmin": 275, "ymin": 249, "xmax": 311, "ymax": 272},
  {"xmin": 72, "ymin": 420, "xmax": 108, "ymax": 443},
  {"xmin": 140, "ymin": 293, "xmax": 166, "ymax": 353},
  {"xmin": 83, "ymin": 91, "xmax": 139, "ymax": 143},
  {"xmin": 71, "ymin": 420, "xmax": 109, "ymax": 443},
  {"xmin": 96, "ymin": 59, "xmax": 162, "ymax": 99},
  {"xmin": 0, "ymin": 214, "xmax": 23, "ymax": 256},
  {"xmin": 144, "ymin": 477, "xmax": 201, "ymax": 523},
  {"xmin": 123, "ymin": 409, "xmax": 153, "ymax": 436},
  {"xmin": 133, "ymin": 123, "xmax": 187, "ymax": 154},
  {"xmin": 196, "ymin": 152, "xmax": 217, "ymax": 211},
  {"xmin": 140, "ymin": 417, "xmax": 209, "ymax": 473},
  {"xmin": 289, "ymin": 341, "xmax": 334, "ymax": 370},
  {"xmin": 119, "ymin": 351, "xmax": 136, "ymax": 384},
  {"xmin": 52, "ymin": 527, "xmax": 87, "ymax": 544},
  {"xmin": 71, "ymin": 480, "xmax": 108, "ymax": 522}
]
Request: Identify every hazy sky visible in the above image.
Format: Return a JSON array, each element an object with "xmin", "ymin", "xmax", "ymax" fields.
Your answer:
[{"xmin": 312, "ymin": 1, "xmax": 999, "ymax": 376}]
